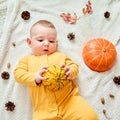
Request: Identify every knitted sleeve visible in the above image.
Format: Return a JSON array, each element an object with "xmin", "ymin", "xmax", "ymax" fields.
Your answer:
[
  {"xmin": 65, "ymin": 56, "xmax": 79, "ymax": 80},
  {"xmin": 14, "ymin": 56, "xmax": 37, "ymax": 86}
]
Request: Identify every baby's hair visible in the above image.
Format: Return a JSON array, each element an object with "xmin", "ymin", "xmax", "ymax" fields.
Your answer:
[
  {"xmin": 30, "ymin": 20, "xmax": 56, "ymax": 37},
  {"xmin": 37, "ymin": 20, "xmax": 55, "ymax": 28}
]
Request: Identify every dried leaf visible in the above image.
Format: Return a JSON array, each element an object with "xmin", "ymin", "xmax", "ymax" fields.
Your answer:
[
  {"xmin": 60, "ymin": 13, "xmax": 78, "ymax": 24},
  {"xmin": 82, "ymin": 0, "xmax": 93, "ymax": 15}
]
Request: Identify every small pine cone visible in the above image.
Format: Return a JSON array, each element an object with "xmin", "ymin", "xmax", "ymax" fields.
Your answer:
[
  {"xmin": 67, "ymin": 32, "xmax": 75, "ymax": 40},
  {"xmin": 113, "ymin": 76, "xmax": 120, "ymax": 85},
  {"xmin": 5, "ymin": 101, "xmax": 15, "ymax": 112},
  {"xmin": 21, "ymin": 11, "xmax": 30, "ymax": 20},
  {"xmin": 104, "ymin": 11, "xmax": 110, "ymax": 18},
  {"xmin": 1, "ymin": 71, "xmax": 10, "ymax": 80}
]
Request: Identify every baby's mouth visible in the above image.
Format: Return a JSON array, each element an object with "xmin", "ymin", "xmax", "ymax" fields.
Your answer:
[{"xmin": 43, "ymin": 49, "xmax": 49, "ymax": 52}]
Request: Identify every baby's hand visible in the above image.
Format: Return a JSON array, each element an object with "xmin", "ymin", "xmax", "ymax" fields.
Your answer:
[
  {"xmin": 61, "ymin": 64, "xmax": 71, "ymax": 80},
  {"xmin": 35, "ymin": 65, "xmax": 48, "ymax": 85}
]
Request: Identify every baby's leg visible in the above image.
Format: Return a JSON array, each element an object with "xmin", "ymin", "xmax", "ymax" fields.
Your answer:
[{"xmin": 61, "ymin": 95, "xmax": 100, "ymax": 120}]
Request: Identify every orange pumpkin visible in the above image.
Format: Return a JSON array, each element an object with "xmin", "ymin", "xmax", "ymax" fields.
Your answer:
[{"xmin": 82, "ymin": 38, "xmax": 117, "ymax": 72}]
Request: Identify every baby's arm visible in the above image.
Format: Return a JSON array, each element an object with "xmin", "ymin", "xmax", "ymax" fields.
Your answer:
[
  {"xmin": 14, "ymin": 56, "xmax": 36, "ymax": 86},
  {"xmin": 14, "ymin": 56, "xmax": 47, "ymax": 86},
  {"xmin": 63, "ymin": 57, "xmax": 79, "ymax": 80}
]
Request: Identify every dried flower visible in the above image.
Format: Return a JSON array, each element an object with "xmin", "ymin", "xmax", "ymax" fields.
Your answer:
[
  {"xmin": 113, "ymin": 76, "xmax": 120, "ymax": 85},
  {"xmin": 1, "ymin": 71, "xmax": 10, "ymax": 80},
  {"xmin": 5, "ymin": 101, "xmax": 15, "ymax": 112},
  {"xmin": 82, "ymin": 0, "xmax": 93, "ymax": 15},
  {"xmin": 60, "ymin": 13, "xmax": 78, "ymax": 24},
  {"xmin": 104, "ymin": 11, "xmax": 110, "ymax": 18},
  {"xmin": 21, "ymin": 11, "xmax": 30, "ymax": 20},
  {"xmin": 101, "ymin": 97, "xmax": 105, "ymax": 104},
  {"xmin": 67, "ymin": 32, "xmax": 75, "ymax": 40}
]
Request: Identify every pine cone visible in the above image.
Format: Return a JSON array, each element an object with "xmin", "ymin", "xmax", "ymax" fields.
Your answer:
[
  {"xmin": 21, "ymin": 11, "xmax": 30, "ymax": 20},
  {"xmin": 1, "ymin": 71, "xmax": 10, "ymax": 80},
  {"xmin": 67, "ymin": 32, "xmax": 75, "ymax": 40},
  {"xmin": 104, "ymin": 11, "xmax": 110, "ymax": 18},
  {"xmin": 113, "ymin": 76, "xmax": 120, "ymax": 85},
  {"xmin": 5, "ymin": 101, "xmax": 15, "ymax": 112}
]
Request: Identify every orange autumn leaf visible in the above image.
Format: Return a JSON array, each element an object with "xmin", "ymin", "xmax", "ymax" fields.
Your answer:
[
  {"xmin": 60, "ymin": 13, "xmax": 78, "ymax": 24},
  {"xmin": 82, "ymin": 0, "xmax": 93, "ymax": 15}
]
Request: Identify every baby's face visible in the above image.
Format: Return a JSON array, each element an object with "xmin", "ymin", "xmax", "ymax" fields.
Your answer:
[{"xmin": 29, "ymin": 25, "xmax": 58, "ymax": 56}]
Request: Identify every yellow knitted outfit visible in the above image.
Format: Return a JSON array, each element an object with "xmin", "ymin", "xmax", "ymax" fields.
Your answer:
[{"xmin": 14, "ymin": 52, "xmax": 99, "ymax": 120}]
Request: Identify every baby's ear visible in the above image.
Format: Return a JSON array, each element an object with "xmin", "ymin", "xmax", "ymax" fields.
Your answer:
[{"xmin": 26, "ymin": 38, "xmax": 32, "ymax": 47}]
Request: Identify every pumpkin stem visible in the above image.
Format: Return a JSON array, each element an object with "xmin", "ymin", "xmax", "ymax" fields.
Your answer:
[{"xmin": 102, "ymin": 48, "xmax": 106, "ymax": 52}]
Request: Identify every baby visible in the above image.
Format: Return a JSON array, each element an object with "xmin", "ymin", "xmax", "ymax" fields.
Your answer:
[{"xmin": 14, "ymin": 20, "xmax": 99, "ymax": 120}]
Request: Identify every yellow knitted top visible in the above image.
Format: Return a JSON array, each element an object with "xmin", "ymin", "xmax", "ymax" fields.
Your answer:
[{"xmin": 14, "ymin": 52, "xmax": 79, "ymax": 120}]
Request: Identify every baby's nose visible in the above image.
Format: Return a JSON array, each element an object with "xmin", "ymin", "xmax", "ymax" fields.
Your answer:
[{"xmin": 44, "ymin": 40, "xmax": 49, "ymax": 45}]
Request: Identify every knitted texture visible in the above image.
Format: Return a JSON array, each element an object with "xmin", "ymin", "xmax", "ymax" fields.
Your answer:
[
  {"xmin": 0, "ymin": 0, "xmax": 7, "ymax": 36},
  {"xmin": 0, "ymin": 0, "xmax": 120, "ymax": 120}
]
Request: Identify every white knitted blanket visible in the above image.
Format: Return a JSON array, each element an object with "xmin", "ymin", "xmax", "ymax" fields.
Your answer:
[{"xmin": 0, "ymin": 0, "xmax": 120, "ymax": 120}]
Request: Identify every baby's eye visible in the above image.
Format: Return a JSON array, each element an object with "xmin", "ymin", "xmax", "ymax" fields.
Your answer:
[
  {"xmin": 38, "ymin": 40, "xmax": 43, "ymax": 42},
  {"xmin": 49, "ymin": 40, "xmax": 55, "ymax": 43}
]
